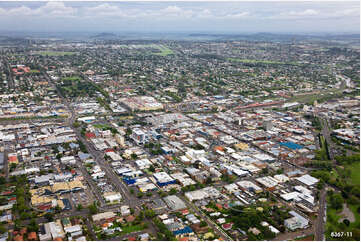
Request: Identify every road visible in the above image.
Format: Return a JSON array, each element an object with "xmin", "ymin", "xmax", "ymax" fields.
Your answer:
[
  {"xmin": 74, "ymin": 129, "xmax": 134, "ymax": 205},
  {"xmin": 314, "ymin": 188, "xmax": 327, "ymax": 241},
  {"xmin": 46, "ymin": 71, "xmax": 140, "ymax": 208},
  {"xmin": 2, "ymin": 56, "xmax": 15, "ymax": 90},
  {"xmin": 319, "ymin": 118, "xmax": 335, "ymax": 161},
  {"xmin": 76, "ymin": 159, "xmax": 107, "ymax": 207}
]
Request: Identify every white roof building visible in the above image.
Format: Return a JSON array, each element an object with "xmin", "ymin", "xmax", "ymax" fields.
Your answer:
[
  {"xmin": 64, "ymin": 225, "xmax": 82, "ymax": 234},
  {"xmin": 295, "ymin": 174, "xmax": 319, "ymax": 186},
  {"xmin": 135, "ymin": 159, "xmax": 152, "ymax": 170},
  {"xmin": 274, "ymin": 174, "xmax": 289, "ymax": 183},
  {"xmin": 281, "ymin": 192, "xmax": 301, "ymax": 202},
  {"xmin": 60, "ymin": 156, "xmax": 76, "ymax": 165},
  {"xmin": 104, "ymin": 192, "xmax": 122, "ymax": 203},
  {"xmin": 224, "ymin": 183, "xmax": 239, "ymax": 194},
  {"xmin": 237, "ymin": 180, "xmax": 263, "ymax": 193},
  {"xmin": 163, "ymin": 195, "xmax": 187, "ymax": 211},
  {"xmin": 92, "ymin": 212, "xmax": 116, "ymax": 222},
  {"xmin": 284, "ymin": 211, "xmax": 309, "ymax": 230},
  {"xmin": 256, "ymin": 176, "xmax": 279, "ymax": 188}
]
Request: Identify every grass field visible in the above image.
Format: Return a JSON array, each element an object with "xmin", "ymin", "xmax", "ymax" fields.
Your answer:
[
  {"xmin": 93, "ymin": 123, "xmax": 111, "ymax": 129},
  {"xmin": 35, "ymin": 51, "xmax": 77, "ymax": 56},
  {"xmin": 349, "ymin": 162, "xmax": 360, "ymax": 186},
  {"xmin": 118, "ymin": 44, "xmax": 174, "ymax": 56},
  {"xmin": 152, "ymin": 45, "xmax": 174, "ymax": 56},
  {"xmin": 62, "ymin": 76, "xmax": 82, "ymax": 81},
  {"xmin": 290, "ymin": 88, "xmax": 345, "ymax": 104},
  {"xmin": 121, "ymin": 224, "xmax": 146, "ymax": 234},
  {"xmin": 325, "ymin": 159, "xmax": 360, "ymax": 240}
]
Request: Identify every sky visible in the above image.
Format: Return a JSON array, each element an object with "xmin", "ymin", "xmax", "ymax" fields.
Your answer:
[{"xmin": 0, "ymin": 1, "xmax": 359, "ymax": 34}]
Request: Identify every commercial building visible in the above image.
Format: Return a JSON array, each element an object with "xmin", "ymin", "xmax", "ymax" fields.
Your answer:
[{"xmin": 163, "ymin": 195, "xmax": 187, "ymax": 211}]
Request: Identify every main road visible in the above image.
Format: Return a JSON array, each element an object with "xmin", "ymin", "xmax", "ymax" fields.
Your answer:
[
  {"xmin": 314, "ymin": 188, "xmax": 327, "ymax": 241},
  {"xmin": 45, "ymin": 71, "xmax": 139, "ymax": 208}
]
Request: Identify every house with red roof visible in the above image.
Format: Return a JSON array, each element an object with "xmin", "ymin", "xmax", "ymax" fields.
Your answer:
[
  {"xmin": 85, "ymin": 132, "xmax": 96, "ymax": 139},
  {"xmin": 27, "ymin": 232, "xmax": 37, "ymax": 241}
]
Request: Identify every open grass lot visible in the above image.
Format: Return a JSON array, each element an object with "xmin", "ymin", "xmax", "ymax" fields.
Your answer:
[
  {"xmin": 349, "ymin": 162, "xmax": 360, "ymax": 186},
  {"xmin": 326, "ymin": 203, "xmax": 360, "ymax": 241},
  {"xmin": 153, "ymin": 45, "xmax": 174, "ymax": 56},
  {"xmin": 118, "ymin": 44, "xmax": 174, "ymax": 56},
  {"xmin": 290, "ymin": 88, "xmax": 345, "ymax": 104},
  {"xmin": 326, "ymin": 203, "xmax": 355, "ymax": 241},
  {"xmin": 93, "ymin": 123, "xmax": 112, "ymax": 129},
  {"xmin": 121, "ymin": 224, "xmax": 146, "ymax": 234},
  {"xmin": 325, "ymin": 158, "xmax": 360, "ymax": 241},
  {"xmin": 35, "ymin": 51, "xmax": 77, "ymax": 56}
]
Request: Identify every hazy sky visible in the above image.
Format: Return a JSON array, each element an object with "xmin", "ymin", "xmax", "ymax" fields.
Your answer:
[{"xmin": 0, "ymin": 1, "xmax": 359, "ymax": 33}]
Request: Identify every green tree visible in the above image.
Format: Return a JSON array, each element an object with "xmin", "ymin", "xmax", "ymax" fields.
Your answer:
[
  {"xmin": 199, "ymin": 221, "xmax": 207, "ymax": 227},
  {"xmin": 88, "ymin": 202, "xmax": 98, "ymax": 215},
  {"xmin": 330, "ymin": 193, "xmax": 344, "ymax": 210},
  {"xmin": 126, "ymin": 128, "xmax": 132, "ymax": 135},
  {"xmin": 45, "ymin": 213, "xmax": 54, "ymax": 222},
  {"xmin": 145, "ymin": 209, "xmax": 156, "ymax": 219},
  {"xmin": 0, "ymin": 225, "xmax": 6, "ymax": 234},
  {"xmin": 149, "ymin": 165, "xmax": 155, "ymax": 172},
  {"xmin": 169, "ymin": 188, "xmax": 177, "ymax": 195}
]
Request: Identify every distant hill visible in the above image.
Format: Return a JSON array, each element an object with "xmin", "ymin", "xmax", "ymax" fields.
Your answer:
[{"xmin": 90, "ymin": 32, "xmax": 117, "ymax": 39}]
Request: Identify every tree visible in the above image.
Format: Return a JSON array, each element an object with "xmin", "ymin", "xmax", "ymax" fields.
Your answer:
[
  {"xmin": 276, "ymin": 168, "xmax": 284, "ymax": 174},
  {"xmin": 149, "ymin": 165, "xmax": 155, "ymax": 173},
  {"xmin": 20, "ymin": 211, "xmax": 30, "ymax": 220},
  {"xmin": 199, "ymin": 221, "xmax": 207, "ymax": 227},
  {"xmin": 131, "ymin": 153, "xmax": 138, "ymax": 160},
  {"xmin": 88, "ymin": 202, "xmax": 98, "ymax": 215},
  {"xmin": 10, "ymin": 163, "xmax": 17, "ymax": 170},
  {"xmin": 28, "ymin": 218, "xmax": 39, "ymax": 232},
  {"xmin": 73, "ymin": 121, "xmax": 80, "ymax": 128},
  {"xmin": 145, "ymin": 209, "xmax": 156, "ymax": 219},
  {"xmin": 0, "ymin": 225, "xmax": 6, "ymax": 234},
  {"xmin": 77, "ymin": 204, "xmax": 83, "ymax": 211},
  {"xmin": 169, "ymin": 188, "xmax": 177, "ymax": 195},
  {"xmin": 44, "ymin": 213, "xmax": 54, "ymax": 222},
  {"xmin": 343, "ymin": 219, "xmax": 350, "ymax": 226},
  {"xmin": 330, "ymin": 193, "xmax": 344, "ymax": 210},
  {"xmin": 316, "ymin": 181, "xmax": 325, "ymax": 190},
  {"xmin": 136, "ymin": 211, "xmax": 144, "ymax": 222},
  {"xmin": 55, "ymin": 205, "xmax": 62, "ymax": 213},
  {"xmin": 126, "ymin": 128, "xmax": 132, "ymax": 135},
  {"xmin": 261, "ymin": 167, "xmax": 269, "ymax": 175}
]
